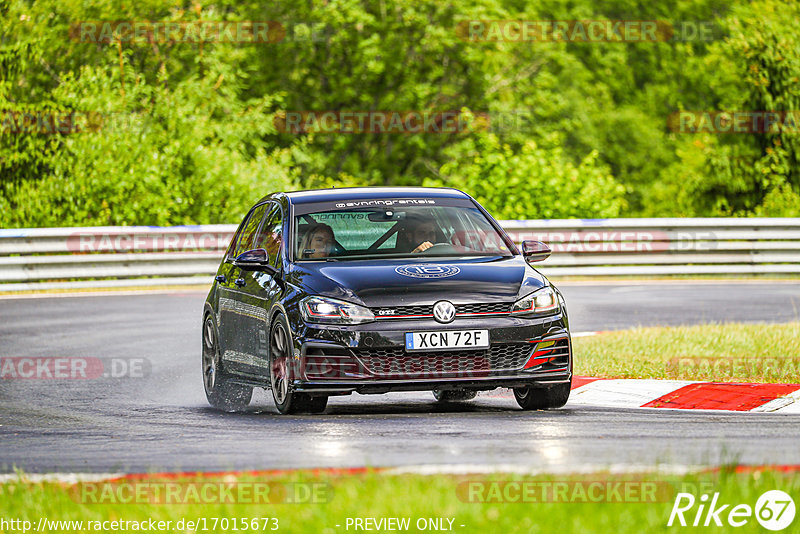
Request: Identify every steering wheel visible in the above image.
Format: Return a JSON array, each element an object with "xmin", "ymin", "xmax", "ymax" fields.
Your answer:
[{"xmin": 419, "ymin": 243, "xmax": 457, "ymax": 255}]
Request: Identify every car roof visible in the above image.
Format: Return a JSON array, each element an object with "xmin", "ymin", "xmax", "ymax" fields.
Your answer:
[{"xmin": 270, "ymin": 187, "xmax": 470, "ymax": 205}]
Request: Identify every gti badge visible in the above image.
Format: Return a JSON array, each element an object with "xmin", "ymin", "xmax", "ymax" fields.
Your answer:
[{"xmin": 433, "ymin": 300, "xmax": 456, "ymax": 324}]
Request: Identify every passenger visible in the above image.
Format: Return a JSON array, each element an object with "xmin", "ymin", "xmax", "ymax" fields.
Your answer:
[{"xmin": 299, "ymin": 223, "xmax": 335, "ymax": 259}]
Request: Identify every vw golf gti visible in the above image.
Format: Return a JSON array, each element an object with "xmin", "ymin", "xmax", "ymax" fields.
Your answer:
[{"xmin": 202, "ymin": 187, "xmax": 572, "ymax": 414}]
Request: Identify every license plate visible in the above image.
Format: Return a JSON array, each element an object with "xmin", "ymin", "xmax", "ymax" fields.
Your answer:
[{"xmin": 405, "ymin": 330, "xmax": 489, "ymax": 351}]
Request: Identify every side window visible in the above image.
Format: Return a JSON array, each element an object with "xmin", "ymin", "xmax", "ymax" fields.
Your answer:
[
  {"xmin": 255, "ymin": 203, "xmax": 284, "ymax": 267},
  {"xmin": 232, "ymin": 203, "xmax": 269, "ymax": 258}
]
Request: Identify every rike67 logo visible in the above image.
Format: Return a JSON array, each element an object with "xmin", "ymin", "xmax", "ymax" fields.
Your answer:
[{"xmin": 668, "ymin": 490, "xmax": 795, "ymax": 530}]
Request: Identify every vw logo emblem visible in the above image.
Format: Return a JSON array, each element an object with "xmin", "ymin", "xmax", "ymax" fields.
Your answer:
[{"xmin": 432, "ymin": 300, "xmax": 456, "ymax": 324}]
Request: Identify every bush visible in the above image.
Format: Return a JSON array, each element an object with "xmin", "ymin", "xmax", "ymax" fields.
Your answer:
[
  {"xmin": 0, "ymin": 53, "xmax": 297, "ymax": 227},
  {"xmin": 430, "ymin": 134, "xmax": 626, "ymax": 220},
  {"xmin": 755, "ymin": 183, "xmax": 800, "ymax": 217}
]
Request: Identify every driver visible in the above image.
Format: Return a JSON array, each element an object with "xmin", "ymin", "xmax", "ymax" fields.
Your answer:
[
  {"xmin": 399, "ymin": 215, "xmax": 438, "ymax": 254},
  {"xmin": 299, "ymin": 223, "xmax": 335, "ymax": 258}
]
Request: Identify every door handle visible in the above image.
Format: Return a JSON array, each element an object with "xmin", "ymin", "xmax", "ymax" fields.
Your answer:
[
  {"xmin": 215, "ymin": 275, "xmax": 226, "ymax": 283},
  {"xmin": 234, "ymin": 278, "xmax": 246, "ymax": 287}
]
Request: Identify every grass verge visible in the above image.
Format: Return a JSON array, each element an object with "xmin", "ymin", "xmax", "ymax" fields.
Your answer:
[
  {"xmin": 1, "ymin": 468, "xmax": 798, "ymax": 533},
  {"xmin": 573, "ymin": 322, "xmax": 800, "ymax": 383}
]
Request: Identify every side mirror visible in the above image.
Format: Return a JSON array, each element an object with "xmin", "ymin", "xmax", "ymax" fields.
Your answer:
[
  {"xmin": 234, "ymin": 248, "xmax": 272, "ymax": 271},
  {"xmin": 521, "ymin": 240, "xmax": 551, "ymax": 263}
]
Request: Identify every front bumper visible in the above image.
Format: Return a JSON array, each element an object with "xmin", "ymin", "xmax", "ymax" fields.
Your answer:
[{"xmin": 290, "ymin": 312, "xmax": 571, "ymax": 395}]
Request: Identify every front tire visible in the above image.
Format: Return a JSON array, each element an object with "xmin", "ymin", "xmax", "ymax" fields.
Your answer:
[
  {"xmin": 269, "ymin": 314, "xmax": 328, "ymax": 414},
  {"xmin": 513, "ymin": 381, "xmax": 571, "ymax": 410},
  {"xmin": 202, "ymin": 314, "xmax": 253, "ymax": 412}
]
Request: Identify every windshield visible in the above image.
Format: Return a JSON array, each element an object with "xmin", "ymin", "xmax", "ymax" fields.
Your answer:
[{"xmin": 293, "ymin": 203, "xmax": 513, "ymax": 261}]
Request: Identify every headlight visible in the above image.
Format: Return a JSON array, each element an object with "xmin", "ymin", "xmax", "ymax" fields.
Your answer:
[
  {"xmin": 511, "ymin": 287, "xmax": 559, "ymax": 315},
  {"xmin": 300, "ymin": 296, "xmax": 375, "ymax": 325}
]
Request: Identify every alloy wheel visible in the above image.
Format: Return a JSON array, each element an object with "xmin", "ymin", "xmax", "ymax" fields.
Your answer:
[
  {"xmin": 270, "ymin": 321, "xmax": 290, "ymax": 404},
  {"xmin": 202, "ymin": 315, "xmax": 219, "ymax": 393}
]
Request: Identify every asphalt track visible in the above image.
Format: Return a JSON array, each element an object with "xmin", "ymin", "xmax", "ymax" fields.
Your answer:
[{"xmin": 1, "ymin": 282, "xmax": 799, "ymax": 474}]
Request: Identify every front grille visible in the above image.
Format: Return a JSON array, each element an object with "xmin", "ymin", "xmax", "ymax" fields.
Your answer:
[
  {"xmin": 373, "ymin": 302, "xmax": 511, "ymax": 318},
  {"xmin": 374, "ymin": 305, "xmax": 432, "ymax": 317},
  {"xmin": 352, "ymin": 344, "xmax": 532, "ymax": 377},
  {"xmin": 457, "ymin": 303, "xmax": 510, "ymax": 314}
]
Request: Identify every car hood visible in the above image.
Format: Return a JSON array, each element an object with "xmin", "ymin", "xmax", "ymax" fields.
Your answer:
[{"xmin": 288, "ymin": 256, "xmax": 546, "ymax": 308}]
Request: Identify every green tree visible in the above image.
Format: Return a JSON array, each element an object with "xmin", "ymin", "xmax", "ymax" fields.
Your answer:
[
  {"xmin": 2, "ymin": 0, "xmax": 799, "ymax": 225},
  {"xmin": 1, "ymin": 0, "xmax": 297, "ymax": 227},
  {"xmin": 431, "ymin": 133, "xmax": 626, "ymax": 219}
]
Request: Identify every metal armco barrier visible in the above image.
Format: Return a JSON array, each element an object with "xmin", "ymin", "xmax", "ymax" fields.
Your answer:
[
  {"xmin": 502, "ymin": 218, "xmax": 800, "ymax": 277},
  {"xmin": 1, "ymin": 218, "xmax": 799, "ymax": 291}
]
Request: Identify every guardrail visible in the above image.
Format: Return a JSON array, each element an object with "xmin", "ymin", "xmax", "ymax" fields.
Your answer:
[
  {"xmin": 502, "ymin": 218, "xmax": 800, "ymax": 277},
  {"xmin": 1, "ymin": 218, "xmax": 799, "ymax": 291}
]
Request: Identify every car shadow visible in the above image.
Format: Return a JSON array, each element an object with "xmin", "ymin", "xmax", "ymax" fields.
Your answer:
[{"xmin": 194, "ymin": 397, "xmax": 581, "ymax": 418}]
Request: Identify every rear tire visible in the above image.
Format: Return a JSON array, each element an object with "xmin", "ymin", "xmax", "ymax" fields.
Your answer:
[
  {"xmin": 433, "ymin": 389, "xmax": 477, "ymax": 402},
  {"xmin": 513, "ymin": 381, "xmax": 571, "ymax": 410},
  {"xmin": 202, "ymin": 314, "xmax": 253, "ymax": 412},
  {"xmin": 269, "ymin": 314, "xmax": 328, "ymax": 414}
]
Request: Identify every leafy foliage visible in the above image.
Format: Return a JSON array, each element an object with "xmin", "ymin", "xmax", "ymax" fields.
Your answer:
[
  {"xmin": 1, "ymin": 0, "xmax": 799, "ymax": 226},
  {"xmin": 432, "ymin": 134, "xmax": 625, "ymax": 219}
]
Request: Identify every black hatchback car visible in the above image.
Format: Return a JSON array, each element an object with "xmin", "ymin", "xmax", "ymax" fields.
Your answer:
[{"xmin": 202, "ymin": 187, "xmax": 571, "ymax": 414}]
